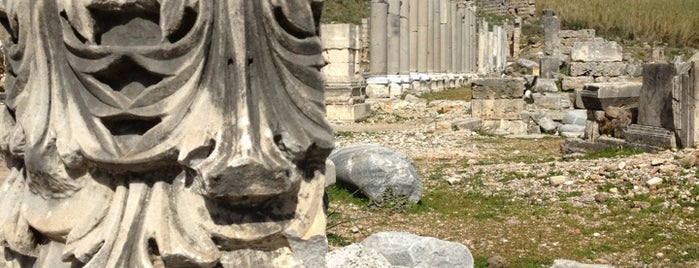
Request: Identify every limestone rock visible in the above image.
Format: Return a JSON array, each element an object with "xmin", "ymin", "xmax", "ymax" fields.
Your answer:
[
  {"xmin": 329, "ymin": 144, "xmax": 423, "ymax": 203},
  {"xmin": 580, "ymin": 82, "xmax": 642, "ymax": 110},
  {"xmin": 326, "ymin": 244, "xmax": 392, "ymax": 268},
  {"xmin": 472, "ymin": 99, "xmax": 527, "ymax": 120},
  {"xmin": 571, "ymin": 40, "xmax": 623, "ymax": 62},
  {"xmin": 452, "ymin": 118, "xmax": 483, "ymax": 131},
  {"xmin": 562, "ymin": 76, "xmax": 594, "ymax": 92},
  {"xmin": 471, "ymin": 78, "xmax": 526, "ymax": 99},
  {"xmin": 563, "ymin": 110, "xmax": 588, "ymax": 126},
  {"xmin": 551, "ymin": 259, "xmax": 615, "ymax": 268},
  {"xmin": 569, "ymin": 62, "xmax": 626, "ymax": 77},
  {"xmin": 361, "ymin": 232, "xmax": 474, "ymax": 268}
]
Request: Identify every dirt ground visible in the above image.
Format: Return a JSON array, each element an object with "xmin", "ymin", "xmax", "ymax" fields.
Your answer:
[{"xmin": 327, "ymin": 98, "xmax": 699, "ymax": 267}]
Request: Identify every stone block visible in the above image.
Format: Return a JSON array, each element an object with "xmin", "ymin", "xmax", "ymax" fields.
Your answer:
[
  {"xmin": 563, "ymin": 109, "xmax": 588, "ymax": 126},
  {"xmin": 321, "ymin": 24, "xmax": 361, "ymax": 49},
  {"xmin": 569, "ymin": 62, "xmax": 626, "ymax": 77},
  {"xmin": 593, "ymin": 76, "xmax": 633, "ymax": 83},
  {"xmin": 561, "ymin": 76, "xmax": 594, "ymax": 91},
  {"xmin": 325, "ymin": 159, "xmax": 337, "ymax": 187},
  {"xmin": 574, "ymin": 88, "xmax": 586, "ymax": 109},
  {"xmin": 366, "ymin": 83, "xmax": 390, "ymax": 98},
  {"xmin": 638, "ymin": 64, "xmax": 676, "ymax": 128},
  {"xmin": 533, "ymin": 78, "xmax": 559, "ymax": 92},
  {"xmin": 531, "ymin": 93, "xmax": 572, "ymax": 110},
  {"xmin": 625, "ymin": 124, "xmax": 677, "ymax": 149},
  {"xmin": 560, "ymin": 29, "xmax": 596, "ymax": 39},
  {"xmin": 580, "ymin": 82, "xmax": 642, "ymax": 110},
  {"xmin": 323, "ymin": 62, "xmax": 358, "ymax": 81},
  {"xmin": 540, "ymin": 56, "xmax": 562, "ymax": 78},
  {"xmin": 326, "ymin": 103, "xmax": 372, "ymax": 122},
  {"xmin": 571, "ymin": 40, "xmax": 623, "ymax": 62},
  {"xmin": 451, "ymin": 118, "xmax": 483, "ymax": 131},
  {"xmin": 471, "ymin": 78, "xmax": 526, "ymax": 99},
  {"xmin": 472, "ymin": 99, "xmax": 526, "ymax": 120},
  {"xmin": 323, "ymin": 49, "xmax": 356, "ymax": 64},
  {"xmin": 483, "ymin": 120, "xmax": 528, "ymax": 136},
  {"xmin": 325, "ymin": 86, "xmax": 365, "ymax": 104}
]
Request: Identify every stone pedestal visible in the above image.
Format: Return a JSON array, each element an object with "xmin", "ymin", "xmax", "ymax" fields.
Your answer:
[{"xmin": 322, "ymin": 24, "xmax": 371, "ymax": 122}]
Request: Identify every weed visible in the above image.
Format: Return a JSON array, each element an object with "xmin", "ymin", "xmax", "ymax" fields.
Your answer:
[
  {"xmin": 327, "ymin": 233, "xmax": 351, "ymax": 247},
  {"xmin": 368, "ymin": 188, "xmax": 415, "ymax": 213}
]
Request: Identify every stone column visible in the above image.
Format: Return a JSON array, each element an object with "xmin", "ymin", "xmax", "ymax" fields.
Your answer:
[
  {"xmin": 477, "ymin": 20, "xmax": 487, "ymax": 74},
  {"xmin": 417, "ymin": 0, "xmax": 428, "ymax": 73},
  {"xmin": 445, "ymin": 0, "xmax": 453, "ymax": 74},
  {"xmin": 540, "ymin": 9, "xmax": 561, "ymax": 78},
  {"xmin": 495, "ymin": 26, "xmax": 504, "ymax": 71},
  {"xmin": 432, "ymin": 0, "xmax": 441, "ymax": 74},
  {"xmin": 464, "ymin": 7, "xmax": 472, "ymax": 73},
  {"xmin": 512, "ymin": 17, "xmax": 522, "ymax": 59},
  {"xmin": 409, "ymin": 0, "xmax": 418, "ymax": 72},
  {"xmin": 449, "ymin": 2, "xmax": 458, "ymax": 73},
  {"xmin": 426, "ymin": 0, "xmax": 434, "ymax": 72},
  {"xmin": 440, "ymin": 0, "xmax": 449, "ymax": 74},
  {"xmin": 543, "ymin": 9, "xmax": 561, "ymax": 57},
  {"xmin": 454, "ymin": 5, "xmax": 464, "ymax": 74},
  {"xmin": 387, "ymin": 0, "xmax": 400, "ymax": 75},
  {"xmin": 469, "ymin": 8, "xmax": 478, "ymax": 73},
  {"xmin": 370, "ymin": 0, "xmax": 388, "ymax": 75},
  {"xmin": 399, "ymin": 0, "xmax": 411, "ymax": 89}
]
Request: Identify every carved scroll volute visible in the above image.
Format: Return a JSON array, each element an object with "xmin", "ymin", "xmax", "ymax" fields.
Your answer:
[{"xmin": 0, "ymin": 0, "xmax": 332, "ymax": 267}]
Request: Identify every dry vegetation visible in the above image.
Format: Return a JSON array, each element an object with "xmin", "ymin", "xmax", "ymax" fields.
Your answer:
[{"xmin": 537, "ymin": 0, "xmax": 699, "ymax": 47}]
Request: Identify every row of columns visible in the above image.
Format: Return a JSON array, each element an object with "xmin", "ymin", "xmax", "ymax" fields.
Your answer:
[
  {"xmin": 477, "ymin": 19, "xmax": 508, "ymax": 74},
  {"xmin": 367, "ymin": 0, "xmax": 484, "ymax": 97}
]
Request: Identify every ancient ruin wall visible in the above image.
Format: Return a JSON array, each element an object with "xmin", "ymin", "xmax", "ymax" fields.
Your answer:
[{"xmin": 475, "ymin": 0, "xmax": 536, "ymax": 19}]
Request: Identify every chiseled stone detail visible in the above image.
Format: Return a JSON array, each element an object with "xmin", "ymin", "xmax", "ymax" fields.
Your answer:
[{"xmin": 0, "ymin": 1, "xmax": 333, "ymax": 267}]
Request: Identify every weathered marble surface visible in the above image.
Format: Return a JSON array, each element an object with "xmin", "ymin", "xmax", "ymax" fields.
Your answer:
[{"xmin": 0, "ymin": 0, "xmax": 333, "ymax": 267}]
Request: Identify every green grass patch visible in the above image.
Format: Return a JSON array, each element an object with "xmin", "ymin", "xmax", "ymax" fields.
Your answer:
[
  {"xmin": 321, "ymin": 0, "xmax": 370, "ymax": 25},
  {"xmin": 327, "ymin": 184, "xmax": 370, "ymax": 207}
]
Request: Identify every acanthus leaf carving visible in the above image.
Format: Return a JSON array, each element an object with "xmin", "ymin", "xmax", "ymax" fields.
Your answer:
[{"xmin": 0, "ymin": 0, "xmax": 332, "ymax": 267}]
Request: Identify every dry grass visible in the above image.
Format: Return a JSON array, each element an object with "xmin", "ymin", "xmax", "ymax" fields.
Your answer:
[{"xmin": 537, "ymin": 0, "xmax": 699, "ymax": 47}]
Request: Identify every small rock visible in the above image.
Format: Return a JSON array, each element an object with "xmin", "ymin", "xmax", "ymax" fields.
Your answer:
[
  {"xmin": 651, "ymin": 158, "xmax": 666, "ymax": 166},
  {"xmin": 646, "ymin": 177, "xmax": 663, "ymax": 186},
  {"xmin": 447, "ymin": 177, "xmax": 462, "ymax": 185},
  {"xmin": 683, "ymin": 207, "xmax": 695, "ymax": 214},
  {"xmin": 609, "ymin": 188, "xmax": 619, "ymax": 194},
  {"xmin": 656, "ymin": 252, "xmax": 665, "ymax": 259},
  {"xmin": 632, "ymin": 201, "xmax": 651, "ymax": 210},
  {"xmin": 595, "ymin": 193, "xmax": 610, "ymax": 203},
  {"xmin": 679, "ymin": 155, "xmax": 698, "ymax": 167},
  {"xmin": 487, "ymin": 255, "xmax": 508, "ymax": 268},
  {"xmin": 618, "ymin": 162, "xmax": 627, "ymax": 170},
  {"xmin": 351, "ymin": 227, "xmax": 360, "ymax": 233},
  {"xmin": 550, "ymin": 175, "xmax": 567, "ymax": 186},
  {"xmin": 326, "ymin": 244, "xmax": 392, "ymax": 268},
  {"xmin": 552, "ymin": 259, "xmax": 614, "ymax": 268}
]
